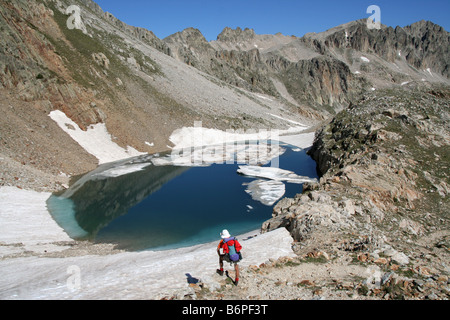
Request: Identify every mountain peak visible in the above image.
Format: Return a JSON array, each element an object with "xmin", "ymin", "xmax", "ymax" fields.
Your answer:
[
  {"xmin": 406, "ymin": 19, "xmax": 447, "ymax": 33},
  {"xmin": 164, "ymin": 27, "xmax": 208, "ymax": 45},
  {"xmin": 216, "ymin": 27, "xmax": 256, "ymax": 42}
]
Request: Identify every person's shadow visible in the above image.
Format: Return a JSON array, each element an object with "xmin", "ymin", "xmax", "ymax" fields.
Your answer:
[
  {"xmin": 225, "ymin": 271, "xmax": 237, "ymax": 285},
  {"xmin": 185, "ymin": 273, "xmax": 199, "ymax": 284}
]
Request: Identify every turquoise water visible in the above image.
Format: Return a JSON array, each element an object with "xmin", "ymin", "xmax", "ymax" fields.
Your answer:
[{"xmin": 47, "ymin": 142, "xmax": 318, "ymax": 251}]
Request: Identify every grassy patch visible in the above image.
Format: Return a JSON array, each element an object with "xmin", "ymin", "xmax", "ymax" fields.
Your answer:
[
  {"xmin": 43, "ymin": 2, "xmax": 165, "ymax": 106},
  {"xmin": 45, "ymin": 3, "xmax": 115, "ymax": 92},
  {"xmin": 301, "ymin": 255, "xmax": 329, "ymax": 264}
]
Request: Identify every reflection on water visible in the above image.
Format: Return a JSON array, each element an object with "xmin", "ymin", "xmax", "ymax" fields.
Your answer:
[
  {"xmin": 47, "ymin": 142, "xmax": 317, "ymax": 251},
  {"xmin": 47, "ymin": 153, "xmax": 188, "ymax": 239}
]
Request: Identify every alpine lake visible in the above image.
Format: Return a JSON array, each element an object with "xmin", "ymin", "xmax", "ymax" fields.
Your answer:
[{"xmin": 47, "ymin": 140, "xmax": 318, "ymax": 251}]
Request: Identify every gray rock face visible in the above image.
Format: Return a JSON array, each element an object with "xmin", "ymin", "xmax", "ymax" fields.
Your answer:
[
  {"xmin": 216, "ymin": 27, "xmax": 257, "ymax": 44},
  {"xmin": 163, "ymin": 20, "xmax": 449, "ymax": 117},
  {"xmin": 313, "ymin": 19, "xmax": 450, "ymax": 78},
  {"xmin": 263, "ymin": 84, "xmax": 449, "ymax": 256}
]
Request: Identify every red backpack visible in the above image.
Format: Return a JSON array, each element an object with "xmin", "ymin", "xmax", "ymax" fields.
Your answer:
[{"xmin": 222, "ymin": 237, "xmax": 242, "ymax": 262}]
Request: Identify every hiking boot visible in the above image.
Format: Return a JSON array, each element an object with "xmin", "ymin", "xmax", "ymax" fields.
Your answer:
[
  {"xmin": 216, "ymin": 269, "xmax": 224, "ymax": 276},
  {"xmin": 234, "ymin": 279, "xmax": 239, "ymax": 286}
]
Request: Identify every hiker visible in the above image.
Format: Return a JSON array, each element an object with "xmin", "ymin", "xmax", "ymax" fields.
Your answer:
[{"xmin": 216, "ymin": 229, "xmax": 242, "ymax": 285}]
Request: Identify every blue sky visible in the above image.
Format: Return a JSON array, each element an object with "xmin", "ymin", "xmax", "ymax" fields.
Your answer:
[{"xmin": 93, "ymin": 0, "xmax": 450, "ymax": 41}]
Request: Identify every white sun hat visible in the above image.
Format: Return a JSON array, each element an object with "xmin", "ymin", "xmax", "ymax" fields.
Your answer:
[{"xmin": 220, "ymin": 229, "xmax": 231, "ymax": 239}]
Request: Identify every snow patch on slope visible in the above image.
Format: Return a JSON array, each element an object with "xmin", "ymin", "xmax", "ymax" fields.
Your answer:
[{"xmin": 49, "ymin": 110, "xmax": 145, "ymax": 165}]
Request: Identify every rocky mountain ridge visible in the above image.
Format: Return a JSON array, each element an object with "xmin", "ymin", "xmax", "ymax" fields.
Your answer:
[
  {"xmin": 164, "ymin": 19, "xmax": 449, "ymax": 113},
  {"xmin": 0, "ymin": 0, "xmax": 311, "ymax": 190}
]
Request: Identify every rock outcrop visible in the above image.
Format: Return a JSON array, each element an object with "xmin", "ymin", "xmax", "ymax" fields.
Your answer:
[
  {"xmin": 319, "ymin": 19, "xmax": 450, "ymax": 77},
  {"xmin": 258, "ymin": 83, "xmax": 449, "ymax": 299},
  {"xmin": 264, "ymin": 83, "xmax": 449, "ymax": 236}
]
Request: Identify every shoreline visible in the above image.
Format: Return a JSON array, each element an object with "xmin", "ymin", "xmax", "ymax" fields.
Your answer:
[
  {"xmin": 0, "ymin": 130, "xmax": 315, "ymax": 254},
  {"xmin": 0, "ymin": 131, "xmax": 314, "ymax": 299}
]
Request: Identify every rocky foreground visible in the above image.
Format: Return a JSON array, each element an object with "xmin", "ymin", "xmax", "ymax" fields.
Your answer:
[{"xmin": 172, "ymin": 84, "xmax": 449, "ymax": 300}]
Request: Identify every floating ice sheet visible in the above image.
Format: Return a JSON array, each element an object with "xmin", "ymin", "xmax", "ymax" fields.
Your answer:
[
  {"xmin": 244, "ymin": 179, "xmax": 286, "ymax": 206},
  {"xmin": 237, "ymin": 165, "xmax": 318, "ymax": 184},
  {"xmin": 152, "ymin": 142, "xmax": 285, "ymax": 167}
]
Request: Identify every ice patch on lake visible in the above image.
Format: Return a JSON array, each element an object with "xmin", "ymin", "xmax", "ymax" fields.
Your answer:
[
  {"xmin": 152, "ymin": 142, "xmax": 285, "ymax": 167},
  {"xmin": 238, "ymin": 165, "xmax": 317, "ymax": 206},
  {"xmin": 168, "ymin": 120, "xmax": 309, "ymax": 151},
  {"xmin": 162, "ymin": 120, "xmax": 314, "ymax": 168},
  {"xmin": 244, "ymin": 180, "xmax": 285, "ymax": 206},
  {"xmin": 238, "ymin": 166, "xmax": 318, "ymax": 184},
  {"xmin": 169, "ymin": 125, "xmax": 275, "ymax": 150}
]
